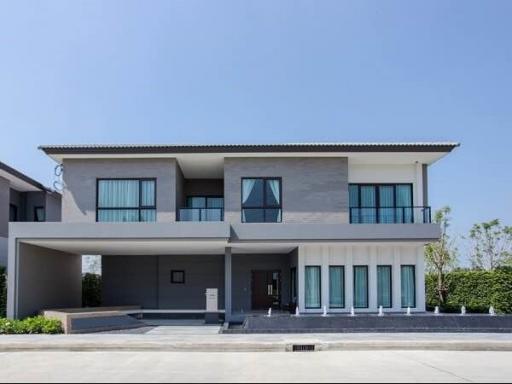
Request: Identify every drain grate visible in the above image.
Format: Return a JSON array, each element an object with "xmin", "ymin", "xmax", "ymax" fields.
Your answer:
[{"xmin": 292, "ymin": 344, "xmax": 316, "ymax": 352}]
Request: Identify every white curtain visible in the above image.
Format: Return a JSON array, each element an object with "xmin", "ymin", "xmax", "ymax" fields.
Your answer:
[
  {"xmin": 268, "ymin": 179, "xmax": 281, "ymax": 204},
  {"xmin": 242, "ymin": 179, "xmax": 256, "ymax": 204}
]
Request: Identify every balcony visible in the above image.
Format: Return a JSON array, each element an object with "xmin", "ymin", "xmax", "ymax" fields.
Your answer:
[
  {"xmin": 349, "ymin": 206, "xmax": 432, "ymax": 224},
  {"xmin": 178, "ymin": 208, "xmax": 224, "ymax": 222}
]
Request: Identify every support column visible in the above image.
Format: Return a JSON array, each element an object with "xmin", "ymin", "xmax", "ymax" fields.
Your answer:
[
  {"xmin": 369, "ymin": 246, "xmax": 378, "ymax": 311},
  {"xmin": 224, "ymin": 247, "xmax": 232, "ymax": 322},
  {"xmin": 321, "ymin": 246, "xmax": 330, "ymax": 312},
  {"xmin": 416, "ymin": 246, "xmax": 426, "ymax": 312},
  {"xmin": 393, "ymin": 247, "xmax": 402, "ymax": 312},
  {"xmin": 345, "ymin": 247, "xmax": 354, "ymax": 311}
]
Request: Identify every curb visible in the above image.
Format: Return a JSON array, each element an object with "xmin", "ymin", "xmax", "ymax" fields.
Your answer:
[{"xmin": 1, "ymin": 341, "xmax": 512, "ymax": 353}]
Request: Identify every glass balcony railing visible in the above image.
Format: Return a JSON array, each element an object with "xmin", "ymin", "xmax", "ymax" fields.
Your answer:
[
  {"xmin": 349, "ymin": 206, "xmax": 432, "ymax": 224},
  {"xmin": 178, "ymin": 208, "xmax": 224, "ymax": 222}
]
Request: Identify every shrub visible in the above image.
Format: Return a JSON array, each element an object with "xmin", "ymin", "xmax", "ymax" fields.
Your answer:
[
  {"xmin": 0, "ymin": 267, "xmax": 6, "ymax": 318},
  {"xmin": 426, "ymin": 268, "xmax": 512, "ymax": 314},
  {"xmin": 82, "ymin": 273, "xmax": 102, "ymax": 308},
  {"xmin": 0, "ymin": 316, "xmax": 63, "ymax": 335}
]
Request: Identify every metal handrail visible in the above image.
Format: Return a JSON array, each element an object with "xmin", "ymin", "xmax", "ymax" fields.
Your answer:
[
  {"xmin": 349, "ymin": 206, "xmax": 432, "ymax": 224},
  {"xmin": 178, "ymin": 208, "xmax": 224, "ymax": 222}
]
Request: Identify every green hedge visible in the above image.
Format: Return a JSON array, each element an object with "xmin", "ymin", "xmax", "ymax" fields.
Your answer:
[
  {"xmin": 426, "ymin": 268, "xmax": 512, "ymax": 314},
  {"xmin": 0, "ymin": 316, "xmax": 63, "ymax": 335},
  {"xmin": 0, "ymin": 267, "xmax": 6, "ymax": 318},
  {"xmin": 82, "ymin": 273, "xmax": 101, "ymax": 308}
]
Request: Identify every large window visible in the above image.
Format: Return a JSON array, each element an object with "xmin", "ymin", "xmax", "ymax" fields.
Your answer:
[
  {"xmin": 97, "ymin": 179, "xmax": 156, "ymax": 222},
  {"xmin": 329, "ymin": 266, "xmax": 345, "ymax": 309},
  {"xmin": 241, "ymin": 178, "xmax": 282, "ymax": 223},
  {"xmin": 377, "ymin": 266, "xmax": 392, "ymax": 308},
  {"xmin": 353, "ymin": 266, "xmax": 369, "ymax": 309},
  {"xmin": 401, "ymin": 265, "xmax": 416, "ymax": 308},
  {"xmin": 349, "ymin": 184, "xmax": 414, "ymax": 224},
  {"xmin": 305, "ymin": 266, "xmax": 321, "ymax": 309}
]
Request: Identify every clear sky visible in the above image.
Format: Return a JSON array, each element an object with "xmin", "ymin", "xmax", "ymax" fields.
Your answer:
[{"xmin": 0, "ymin": 0, "xmax": 511, "ymax": 260}]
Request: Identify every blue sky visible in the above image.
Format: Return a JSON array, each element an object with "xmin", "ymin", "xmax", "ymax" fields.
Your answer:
[{"xmin": 0, "ymin": 0, "xmax": 511, "ymax": 258}]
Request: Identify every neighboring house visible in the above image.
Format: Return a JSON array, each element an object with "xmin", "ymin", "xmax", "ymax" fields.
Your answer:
[
  {"xmin": 7, "ymin": 143, "xmax": 458, "ymax": 320},
  {"xmin": 0, "ymin": 161, "xmax": 61, "ymax": 267}
]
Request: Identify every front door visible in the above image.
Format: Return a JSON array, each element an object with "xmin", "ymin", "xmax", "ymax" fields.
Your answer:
[{"xmin": 251, "ymin": 271, "xmax": 281, "ymax": 310}]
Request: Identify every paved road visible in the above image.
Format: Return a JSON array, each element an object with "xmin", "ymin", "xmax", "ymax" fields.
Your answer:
[{"xmin": 1, "ymin": 350, "xmax": 511, "ymax": 383}]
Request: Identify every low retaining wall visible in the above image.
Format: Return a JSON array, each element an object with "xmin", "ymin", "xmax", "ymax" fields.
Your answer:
[{"xmin": 223, "ymin": 314, "xmax": 512, "ymax": 334}]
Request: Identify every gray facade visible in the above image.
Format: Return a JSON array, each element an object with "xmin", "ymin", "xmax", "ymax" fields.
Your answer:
[
  {"xmin": 102, "ymin": 255, "xmax": 225, "ymax": 310},
  {"xmin": 224, "ymin": 157, "xmax": 349, "ymax": 224},
  {"xmin": 62, "ymin": 158, "xmax": 177, "ymax": 222}
]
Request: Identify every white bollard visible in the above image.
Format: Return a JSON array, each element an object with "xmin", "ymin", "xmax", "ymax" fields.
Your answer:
[
  {"xmin": 267, "ymin": 308, "xmax": 272, "ymax": 318},
  {"xmin": 490, "ymin": 306, "xmax": 496, "ymax": 316},
  {"xmin": 461, "ymin": 306, "xmax": 466, "ymax": 316},
  {"xmin": 434, "ymin": 306, "xmax": 440, "ymax": 315},
  {"xmin": 350, "ymin": 306, "xmax": 356, "ymax": 317},
  {"xmin": 322, "ymin": 306, "xmax": 328, "ymax": 317},
  {"xmin": 378, "ymin": 306, "xmax": 384, "ymax": 317},
  {"xmin": 295, "ymin": 306, "xmax": 300, "ymax": 317},
  {"xmin": 406, "ymin": 307, "xmax": 412, "ymax": 316}
]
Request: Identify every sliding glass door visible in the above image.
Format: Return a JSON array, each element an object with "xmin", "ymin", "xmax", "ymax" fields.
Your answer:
[
  {"xmin": 401, "ymin": 266, "xmax": 416, "ymax": 308},
  {"xmin": 377, "ymin": 266, "xmax": 392, "ymax": 308},
  {"xmin": 353, "ymin": 266, "xmax": 369, "ymax": 308},
  {"xmin": 329, "ymin": 266, "xmax": 345, "ymax": 309},
  {"xmin": 305, "ymin": 266, "xmax": 321, "ymax": 309}
]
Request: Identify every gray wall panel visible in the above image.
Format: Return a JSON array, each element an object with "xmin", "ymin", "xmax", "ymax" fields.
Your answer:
[
  {"xmin": 158, "ymin": 255, "xmax": 225, "ymax": 310},
  {"xmin": 224, "ymin": 157, "xmax": 349, "ymax": 224},
  {"xmin": 102, "ymin": 255, "xmax": 159, "ymax": 309},
  {"xmin": 17, "ymin": 243, "xmax": 82, "ymax": 318},
  {"xmin": 62, "ymin": 158, "xmax": 177, "ymax": 223}
]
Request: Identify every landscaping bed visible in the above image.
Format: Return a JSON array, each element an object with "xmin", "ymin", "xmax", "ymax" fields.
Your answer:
[{"xmin": 0, "ymin": 316, "xmax": 63, "ymax": 335}]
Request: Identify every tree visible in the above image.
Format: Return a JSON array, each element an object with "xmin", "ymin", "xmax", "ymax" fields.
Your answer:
[
  {"xmin": 425, "ymin": 207, "xmax": 458, "ymax": 306},
  {"xmin": 469, "ymin": 219, "xmax": 512, "ymax": 271}
]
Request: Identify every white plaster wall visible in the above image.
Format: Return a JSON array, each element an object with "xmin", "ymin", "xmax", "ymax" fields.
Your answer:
[
  {"xmin": 0, "ymin": 237, "xmax": 7, "ymax": 267},
  {"xmin": 298, "ymin": 243, "xmax": 426, "ymax": 314}
]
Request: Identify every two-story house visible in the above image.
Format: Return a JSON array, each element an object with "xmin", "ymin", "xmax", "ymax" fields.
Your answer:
[
  {"xmin": 0, "ymin": 161, "xmax": 61, "ymax": 267},
  {"xmin": 7, "ymin": 143, "xmax": 458, "ymax": 321}
]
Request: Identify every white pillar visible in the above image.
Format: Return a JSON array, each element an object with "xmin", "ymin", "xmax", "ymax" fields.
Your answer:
[
  {"xmin": 416, "ymin": 246, "xmax": 426, "ymax": 311},
  {"xmin": 393, "ymin": 246, "xmax": 402, "ymax": 311},
  {"xmin": 345, "ymin": 246, "xmax": 354, "ymax": 311},
  {"xmin": 369, "ymin": 246, "xmax": 378, "ymax": 311},
  {"xmin": 321, "ymin": 246, "xmax": 330, "ymax": 312}
]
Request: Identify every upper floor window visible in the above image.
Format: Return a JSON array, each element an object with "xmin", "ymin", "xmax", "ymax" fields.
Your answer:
[
  {"xmin": 241, "ymin": 178, "xmax": 282, "ymax": 223},
  {"xmin": 179, "ymin": 196, "xmax": 224, "ymax": 221},
  {"xmin": 34, "ymin": 206, "xmax": 45, "ymax": 222},
  {"xmin": 97, "ymin": 179, "xmax": 156, "ymax": 222},
  {"xmin": 349, "ymin": 184, "xmax": 415, "ymax": 224}
]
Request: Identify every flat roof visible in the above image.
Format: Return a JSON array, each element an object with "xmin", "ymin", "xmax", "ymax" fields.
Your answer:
[
  {"xmin": 40, "ymin": 142, "xmax": 460, "ymax": 155},
  {"xmin": 0, "ymin": 161, "xmax": 48, "ymax": 192}
]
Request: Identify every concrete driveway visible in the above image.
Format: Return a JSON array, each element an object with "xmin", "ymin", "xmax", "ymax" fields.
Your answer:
[{"xmin": 1, "ymin": 350, "xmax": 511, "ymax": 382}]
